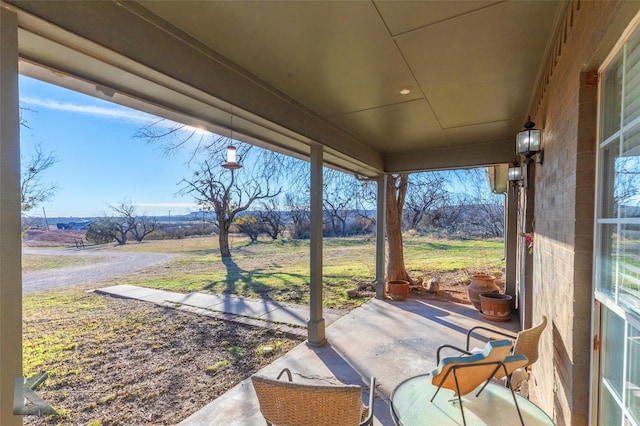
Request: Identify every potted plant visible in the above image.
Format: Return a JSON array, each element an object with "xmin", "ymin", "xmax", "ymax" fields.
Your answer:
[
  {"xmin": 479, "ymin": 293, "xmax": 513, "ymax": 322},
  {"xmin": 467, "ymin": 274, "xmax": 499, "ymax": 311},
  {"xmin": 386, "ymin": 280, "xmax": 410, "ymax": 301}
]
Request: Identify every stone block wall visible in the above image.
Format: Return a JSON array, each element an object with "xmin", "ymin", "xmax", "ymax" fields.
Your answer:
[{"xmin": 523, "ymin": 1, "xmax": 626, "ymax": 424}]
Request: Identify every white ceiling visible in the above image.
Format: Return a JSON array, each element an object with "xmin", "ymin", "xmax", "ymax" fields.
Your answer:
[{"xmin": 7, "ymin": 0, "xmax": 566, "ymax": 175}]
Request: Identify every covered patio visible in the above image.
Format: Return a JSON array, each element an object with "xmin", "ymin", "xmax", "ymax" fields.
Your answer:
[
  {"xmin": 178, "ymin": 297, "xmax": 521, "ymax": 425},
  {"xmin": 3, "ymin": 1, "xmax": 640, "ymax": 424}
]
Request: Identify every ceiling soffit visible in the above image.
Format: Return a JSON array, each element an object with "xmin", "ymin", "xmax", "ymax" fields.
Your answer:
[
  {"xmin": 6, "ymin": 0, "xmax": 566, "ymax": 174},
  {"xmin": 373, "ymin": 1, "xmax": 503, "ymax": 36},
  {"xmin": 138, "ymin": 0, "xmax": 565, "ymax": 160},
  {"xmin": 7, "ymin": 0, "xmax": 383, "ymax": 176},
  {"xmin": 138, "ymin": 1, "xmax": 422, "ymax": 118},
  {"xmin": 394, "ymin": 1, "xmax": 561, "ymax": 131}
]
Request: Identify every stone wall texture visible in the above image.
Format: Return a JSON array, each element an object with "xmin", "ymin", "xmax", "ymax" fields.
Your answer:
[{"xmin": 525, "ymin": 1, "xmax": 627, "ymax": 424}]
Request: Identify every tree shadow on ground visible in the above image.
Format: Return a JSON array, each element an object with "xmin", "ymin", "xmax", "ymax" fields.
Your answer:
[{"xmin": 211, "ymin": 256, "xmax": 309, "ymax": 300}]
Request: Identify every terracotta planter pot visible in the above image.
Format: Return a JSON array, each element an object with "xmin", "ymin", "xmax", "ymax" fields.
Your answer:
[
  {"xmin": 479, "ymin": 293, "xmax": 513, "ymax": 322},
  {"xmin": 467, "ymin": 274, "xmax": 499, "ymax": 311},
  {"xmin": 387, "ymin": 280, "xmax": 410, "ymax": 301}
]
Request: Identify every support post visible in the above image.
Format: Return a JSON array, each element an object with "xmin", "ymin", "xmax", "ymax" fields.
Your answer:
[
  {"xmin": 307, "ymin": 144, "xmax": 325, "ymax": 347},
  {"xmin": 376, "ymin": 174, "xmax": 386, "ymax": 299},
  {"xmin": 0, "ymin": 7, "xmax": 24, "ymax": 426}
]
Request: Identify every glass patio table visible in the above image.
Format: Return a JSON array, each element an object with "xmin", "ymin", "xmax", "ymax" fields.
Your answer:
[{"xmin": 391, "ymin": 373, "xmax": 555, "ymax": 425}]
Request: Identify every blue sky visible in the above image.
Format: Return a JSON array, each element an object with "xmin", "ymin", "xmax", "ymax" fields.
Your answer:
[
  {"xmin": 19, "ymin": 75, "xmax": 500, "ymax": 219},
  {"xmin": 20, "ymin": 75, "xmax": 197, "ymax": 218}
]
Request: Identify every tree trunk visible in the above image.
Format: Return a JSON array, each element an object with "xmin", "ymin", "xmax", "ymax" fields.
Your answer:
[
  {"xmin": 386, "ymin": 174, "xmax": 413, "ymax": 283},
  {"xmin": 219, "ymin": 226, "xmax": 231, "ymax": 257}
]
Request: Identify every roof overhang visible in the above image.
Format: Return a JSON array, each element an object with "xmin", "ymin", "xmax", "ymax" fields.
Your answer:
[{"xmin": 3, "ymin": 0, "xmax": 567, "ymax": 177}]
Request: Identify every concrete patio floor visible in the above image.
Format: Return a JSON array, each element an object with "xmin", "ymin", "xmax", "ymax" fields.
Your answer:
[{"xmin": 178, "ymin": 297, "xmax": 524, "ymax": 426}]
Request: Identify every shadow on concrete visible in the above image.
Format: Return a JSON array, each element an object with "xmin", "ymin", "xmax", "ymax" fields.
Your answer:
[{"xmin": 179, "ymin": 297, "xmax": 524, "ymax": 426}]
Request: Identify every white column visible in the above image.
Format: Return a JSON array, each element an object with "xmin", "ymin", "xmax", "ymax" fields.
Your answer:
[
  {"xmin": 376, "ymin": 174, "xmax": 386, "ymax": 299},
  {"xmin": 0, "ymin": 7, "xmax": 24, "ymax": 426},
  {"xmin": 307, "ymin": 144, "xmax": 325, "ymax": 347}
]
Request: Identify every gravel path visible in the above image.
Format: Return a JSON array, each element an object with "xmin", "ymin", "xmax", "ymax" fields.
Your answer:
[{"xmin": 22, "ymin": 249, "xmax": 175, "ymax": 293}]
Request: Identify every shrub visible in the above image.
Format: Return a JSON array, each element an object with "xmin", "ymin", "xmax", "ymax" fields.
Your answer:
[{"xmin": 85, "ymin": 219, "xmax": 117, "ymax": 244}]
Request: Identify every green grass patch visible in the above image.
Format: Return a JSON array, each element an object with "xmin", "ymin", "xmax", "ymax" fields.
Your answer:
[
  {"xmin": 22, "ymin": 286, "xmax": 304, "ymax": 425},
  {"xmin": 99, "ymin": 394, "xmax": 117, "ymax": 405},
  {"xmin": 205, "ymin": 360, "xmax": 229, "ymax": 373},
  {"xmin": 111, "ymin": 235, "xmax": 503, "ymax": 310},
  {"xmin": 23, "ymin": 290, "xmax": 106, "ymax": 315},
  {"xmin": 22, "ymin": 289, "xmax": 160, "ymax": 384}
]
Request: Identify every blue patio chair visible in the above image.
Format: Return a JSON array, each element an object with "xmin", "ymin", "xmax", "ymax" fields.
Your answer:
[
  {"xmin": 465, "ymin": 315, "xmax": 548, "ymax": 372},
  {"xmin": 431, "ymin": 339, "xmax": 529, "ymax": 426}
]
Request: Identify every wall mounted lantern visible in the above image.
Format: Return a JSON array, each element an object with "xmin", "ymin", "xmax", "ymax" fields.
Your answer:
[
  {"xmin": 508, "ymin": 161, "xmax": 523, "ymax": 186},
  {"xmin": 516, "ymin": 116, "xmax": 543, "ymax": 164},
  {"xmin": 516, "ymin": 117, "xmax": 543, "ymax": 188}
]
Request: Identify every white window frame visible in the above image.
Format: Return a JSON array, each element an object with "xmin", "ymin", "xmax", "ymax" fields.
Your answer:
[{"xmin": 593, "ymin": 12, "xmax": 640, "ymax": 425}]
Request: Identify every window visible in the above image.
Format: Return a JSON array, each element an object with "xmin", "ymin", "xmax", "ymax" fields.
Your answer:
[{"xmin": 596, "ymin": 23, "xmax": 640, "ymax": 426}]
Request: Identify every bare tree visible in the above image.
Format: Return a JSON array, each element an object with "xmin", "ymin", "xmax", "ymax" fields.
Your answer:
[
  {"xmin": 111, "ymin": 219, "xmax": 130, "ymax": 245},
  {"xmin": 180, "ymin": 149, "xmax": 282, "ymax": 257},
  {"xmin": 285, "ymin": 192, "xmax": 310, "ymax": 239},
  {"xmin": 259, "ymin": 198, "xmax": 285, "ymax": 240},
  {"xmin": 404, "ymin": 172, "xmax": 449, "ymax": 230},
  {"xmin": 430, "ymin": 200, "xmax": 465, "ymax": 232},
  {"xmin": 323, "ymin": 170, "xmax": 358, "ymax": 237},
  {"xmin": 386, "ymin": 173, "xmax": 420, "ymax": 284},
  {"xmin": 235, "ymin": 214, "xmax": 262, "ymax": 242},
  {"xmin": 131, "ymin": 216, "xmax": 158, "ymax": 242},
  {"xmin": 20, "ymin": 144, "xmax": 59, "ymax": 212},
  {"xmin": 108, "ymin": 202, "xmax": 136, "ymax": 245},
  {"xmin": 108, "ymin": 201, "xmax": 157, "ymax": 244},
  {"xmin": 137, "ymin": 119, "xmax": 290, "ymax": 256},
  {"xmin": 135, "ymin": 120, "xmax": 214, "ymax": 163},
  {"xmin": 451, "ymin": 169, "xmax": 504, "ymax": 237},
  {"xmin": 354, "ymin": 178, "xmax": 377, "ymax": 230},
  {"xmin": 614, "ymin": 156, "xmax": 640, "ymax": 216}
]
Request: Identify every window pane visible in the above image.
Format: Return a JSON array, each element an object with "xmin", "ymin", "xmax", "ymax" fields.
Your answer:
[
  {"xmin": 625, "ymin": 31, "xmax": 640, "ymax": 126},
  {"xmin": 600, "ymin": 139, "xmax": 621, "ymax": 218},
  {"xmin": 601, "ymin": 381, "xmax": 624, "ymax": 426},
  {"xmin": 602, "ymin": 52, "xmax": 623, "ymax": 140},
  {"xmin": 599, "ymin": 23, "xmax": 640, "ymax": 426},
  {"xmin": 597, "ymin": 223, "xmax": 617, "ymax": 296},
  {"xmin": 619, "ymin": 126, "xmax": 640, "ymax": 218},
  {"xmin": 627, "ymin": 324, "xmax": 640, "ymax": 424},
  {"xmin": 620, "ymin": 224, "xmax": 640, "ymax": 315},
  {"xmin": 602, "ymin": 307, "xmax": 625, "ymax": 400}
]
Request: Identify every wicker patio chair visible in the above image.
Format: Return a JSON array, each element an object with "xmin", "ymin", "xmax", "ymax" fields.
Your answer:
[
  {"xmin": 251, "ymin": 368, "xmax": 376, "ymax": 426},
  {"xmin": 431, "ymin": 339, "xmax": 529, "ymax": 426},
  {"xmin": 465, "ymin": 315, "xmax": 548, "ymax": 370}
]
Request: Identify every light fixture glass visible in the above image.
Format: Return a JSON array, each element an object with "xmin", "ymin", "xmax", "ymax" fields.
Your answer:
[
  {"xmin": 516, "ymin": 117, "xmax": 542, "ymax": 157},
  {"xmin": 508, "ymin": 163, "xmax": 522, "ymax": 182}
]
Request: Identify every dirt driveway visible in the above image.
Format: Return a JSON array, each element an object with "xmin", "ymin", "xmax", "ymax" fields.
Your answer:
[{"xmin": 22, "ymin": 249, "xmax": 175, "ymax": 293}]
